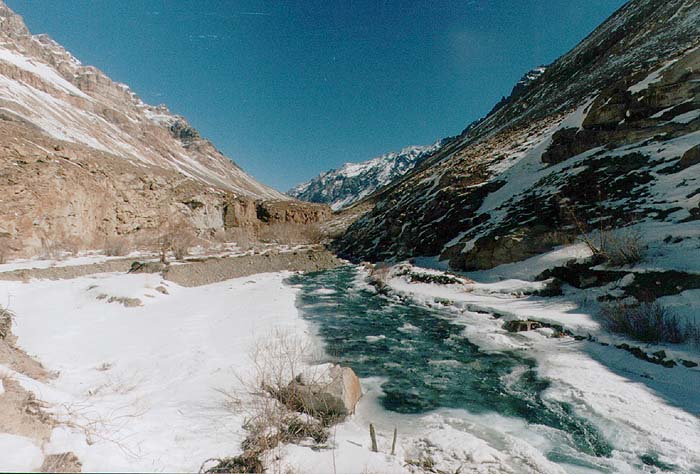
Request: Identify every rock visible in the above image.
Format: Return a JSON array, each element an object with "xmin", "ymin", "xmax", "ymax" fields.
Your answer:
[
  {"xmin": 129, "ymin": 261, "xmax": 167, "ymax": 274},
  {"xmin": 0, "ymin": 308, "xmax": 12, "ymax": 340},
  {"xmin": 678, "ymin": 144, "xmax": 700, "ymax": 170},
  {"xmin": 106, "ymin": 296, "xmax": 143, "ymax": 308},
  {"xmin": 283, "ymin": 364, "xmax": 362, "ymax": 421},
  {"xmin": 40, "ymin": 452, "xmax": 82, "ymax": 473},
  {"xmin": 504, "ymin": 320, "xmax": 543, "ymax": 332},
  {"xmin": 256, "ymin": 200, "xmax": 332, "ymax": 225},
  {"xmin": 155, "ymin": 285, "xmax": 169, "ymax": 295}
]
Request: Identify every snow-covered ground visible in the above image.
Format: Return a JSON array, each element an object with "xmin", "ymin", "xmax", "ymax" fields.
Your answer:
[{"xmin": 0, "ymin": 270, "xmax": 307, "ymax": 472}]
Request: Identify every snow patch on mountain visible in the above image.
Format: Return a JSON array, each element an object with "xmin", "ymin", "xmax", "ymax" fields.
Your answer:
[{"xmin": 289, "ymin": 141, "xmax": 443, "ymax": 210}]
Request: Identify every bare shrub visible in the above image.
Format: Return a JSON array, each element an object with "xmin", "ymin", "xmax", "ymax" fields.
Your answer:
[
  {"xmin": 0, "ymin": 236, "xmax": 9, "ymax": 264},
  {"xmin": 156, "ymin": 219, "xmax": 197, "ymax": 262},
  {"xmin": 210, "ymin": 329, "xmax": 329, "ymax": 474},
  {"xmin": 599, "ymin": 301, "xmax": 686, "ymax": 343},
  {"xmin": 560, "ymin": 202, "xmax": 646, "ymax": 266},
  {"xmin": 587, "ymin": 227, "xmax": 646, "ymax": 266},
  {"xmin": 38, "ymin": 233, "xmax": 81, "ymax": 260},
  {"xmin": 226, "ymin": 227, "xmax": 255, "ymax": 252},
  {"xmin": 103, "ymin": 236, "xmax": 131, "ymax": 257}
]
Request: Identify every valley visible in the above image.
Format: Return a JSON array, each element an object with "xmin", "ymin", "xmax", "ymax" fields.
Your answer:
[{"xmin": 1, "ymin": 0, "xmax": 699, "ymax": 472}]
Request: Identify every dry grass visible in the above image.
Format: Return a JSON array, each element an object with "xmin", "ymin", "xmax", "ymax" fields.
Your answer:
[
  {"xmin": 599, "ymin": 301, "xmax": 687, "ymax": 343},
  {"xmin": 40, "ymin": 452, "xmax": 82, "ymax": 473},
  {"xmin": 206, "ymin": 329, "xmax": 332, "ymax": 474},
  {"xmin": 560, "ymin": 202, "xmax": 646, "ymax": 267},
  {"xmin": 103, "ymin": 236, "xmax": 131, "ymax": 257},
  {"xmin": 585, "ymin": 227, "xmax": 646, "ymax": 266}
]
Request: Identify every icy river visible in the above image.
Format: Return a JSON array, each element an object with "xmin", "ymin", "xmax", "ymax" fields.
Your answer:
[{"xmin": 288, "ymin": 266, "xmax": 697, "ymax": 473}]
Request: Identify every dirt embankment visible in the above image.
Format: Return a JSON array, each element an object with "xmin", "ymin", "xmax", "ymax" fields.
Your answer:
[
  {"xmin": 0, "ymin": 259, "xmax": 136, "ymax": 282},
  {"xmin": 0, "ymin": 247, "xmax": 344, "ymax": 286},
  {"xmin": 163, "ymin": 248, "xmax": 344, "ymax": 287}
]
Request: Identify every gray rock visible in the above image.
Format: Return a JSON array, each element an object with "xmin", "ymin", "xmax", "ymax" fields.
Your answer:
[{"xmin": 282, "ymin": 364, "xmax": 362, "ymax": 421}]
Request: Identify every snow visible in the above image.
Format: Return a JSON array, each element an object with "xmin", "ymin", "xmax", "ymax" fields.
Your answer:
[
  {"xmin": 627, "ymin": 57, "xmax": 681, "ymax": 94},
  {"xmin": 290, "ymin": 141, "xmax": 442, "ymax": 210},
  {"xmin": 0, "ymin": 433, "xmax": 44, "ymax": 472},
  {"xmin": 0, "ymin": 252, "xmax": 150, "ymax": 273},
  {"xmin": 0, "ymin": 46, "xmax": 91, "ymax": 99},
  {"xmin": 671, "ymin": 109, "xmax": 700, "ymax": 124},
  {"xmin": 0, "ymin": 270, "xmax": 309, "ymax": 472}
]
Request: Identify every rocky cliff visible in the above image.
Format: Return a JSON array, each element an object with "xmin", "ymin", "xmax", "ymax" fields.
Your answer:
[
  {"xmin": 0, "ymin": 2, "xmax": 328, "ymax": 258},
  {"xmin": 335, "ymin": 0, "xmax": 700, "ymax": 271}
]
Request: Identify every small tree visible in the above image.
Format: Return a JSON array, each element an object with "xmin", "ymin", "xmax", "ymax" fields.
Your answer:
[{"xmin": 156, "ymin": 218, "xmax": 196, "ymax": 263}]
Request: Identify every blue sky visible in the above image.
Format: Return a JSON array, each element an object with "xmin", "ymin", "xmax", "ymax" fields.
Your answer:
[{"xmin": 7, "ymin": 0, "xmax": 626, "ymax": 191}]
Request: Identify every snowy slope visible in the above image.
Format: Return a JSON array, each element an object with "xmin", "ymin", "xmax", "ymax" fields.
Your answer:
[
  {"xmin": 0, "ymin": 1, "xmax": 283, "ymax": 199},
  {"xmin": 337, "ymin": 0, "xmax": 700, "ymax": 269},
  {"xmin": 289, "ymin": 142, "xmax": 442, "ymax": 210}
]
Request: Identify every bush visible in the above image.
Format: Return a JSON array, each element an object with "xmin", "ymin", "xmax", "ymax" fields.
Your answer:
[
  {"xmin": 225, "ymin": 227, "xmax": 255, "ymax": 252},
  {"xmin": 156, "ymin": 219, "xmax": 197, "ymax": 262},
  {"xmin": 598, "ymin": 228, "xmax": 646, "ymax": 266},
  {"xmin": 213, "ymin": 329, "xmax": 328, "ymax": 473},
  {"xmin": 103, "ymin": 236, "xmax": 131, "ymax": 257},
  {"xmin": 599, "ymin": 301, "xmax": 686, "ymax": 343}
]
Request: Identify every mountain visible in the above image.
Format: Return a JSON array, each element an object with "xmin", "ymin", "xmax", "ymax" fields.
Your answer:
[
  {"xmin": 0, "ymin": 2, "xmax": 327, "ymax": 258},
  {"xmin": 288, "ymin": 141, "xmax": 443, "ymax": 210},
  {"xmin": 335, "ymin": 0, "xmax": 700, "ymax": 271}
]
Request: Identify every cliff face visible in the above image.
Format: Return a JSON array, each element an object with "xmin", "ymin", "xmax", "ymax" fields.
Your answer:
[
  {"xmin": 0, "ymin": 2, "xmax": 328, "ymax": 257},
  {"xmin": 335, "ymin": 0, "xmax": 700, "ymax": 270}
]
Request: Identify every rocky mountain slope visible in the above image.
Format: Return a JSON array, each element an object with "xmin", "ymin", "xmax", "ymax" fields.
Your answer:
[
  {"xmin": 0, "ymin": 2, "xmax": 328, "ymax": 258},
  {"xmin": 289, "ymin": 142, "xmax": 443, "ymax": 210},
  {"xmin": 335, "ymin": 0, "xmax": 700, "ymax": 272}
]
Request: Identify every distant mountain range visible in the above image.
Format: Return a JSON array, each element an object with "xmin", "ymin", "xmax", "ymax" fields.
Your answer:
[
  {"xmin": 289, "ymin": 65, "xmax": 549, "ymax": 212},
  {"xmin": 289, "ymin": 141, "xmax": 443, "ymax": 210}
]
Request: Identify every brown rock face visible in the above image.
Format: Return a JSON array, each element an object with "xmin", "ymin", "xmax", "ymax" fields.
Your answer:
[
  {"xmin": 679, "ymin": 144, "xmax": 700, "ymax": 170},
  {"xmin": 0, "ymin": 3, "xmax": 332, "ymax": 258},
  {"xmin": 256, "ymin": 201, "xmax": 333, "ymax": 225},
  {"xmin": 223, "ymin": 198, "xmax": 259, "ymax": 228},
  {"xmin": 454, "ymin": 227, "xmax": 558, "ymax": 271}
]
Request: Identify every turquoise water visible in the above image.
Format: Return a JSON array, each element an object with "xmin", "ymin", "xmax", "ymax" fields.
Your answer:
[{"xmin": 288, "ymin": 266, "xmax": 613, "ymax": 463}]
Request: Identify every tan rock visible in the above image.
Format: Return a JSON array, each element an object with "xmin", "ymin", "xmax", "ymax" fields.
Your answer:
[{"xmin": 284, "ymin": 364, "xmax": 362, "ymax": 420}]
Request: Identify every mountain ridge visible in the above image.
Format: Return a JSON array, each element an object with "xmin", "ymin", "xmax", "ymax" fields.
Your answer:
[
  {"xmin": 288, "ymin": 141, "xmax": 443, "ymax": 210},
  {"xmin": 0, "ymin": 1, "xmax": 331, "ymax": 258},
  {"xmin": 334, "ymin": 0, "xmax": 700, "ymax": 271}
]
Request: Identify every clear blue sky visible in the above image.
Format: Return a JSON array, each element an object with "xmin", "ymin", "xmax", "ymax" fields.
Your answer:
[{"xmin": 7, "ymin": 0, "xmax": 626, "ymax": 191}]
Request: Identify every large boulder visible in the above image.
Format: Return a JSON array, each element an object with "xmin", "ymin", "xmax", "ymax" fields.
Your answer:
[{"xmin": 282, "ymin": 364, "xmax": 362, "ymax": 421}]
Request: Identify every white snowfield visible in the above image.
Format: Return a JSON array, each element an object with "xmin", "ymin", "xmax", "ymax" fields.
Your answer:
[
  {"xmin": 0, "ymin": 271, "xmax": 307, "ymax": 472},
  {"xmin": 0, "ymin": 268, "xmax": 411, "ymax": 473}
]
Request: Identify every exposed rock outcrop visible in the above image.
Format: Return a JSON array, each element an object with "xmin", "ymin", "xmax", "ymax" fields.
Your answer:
[
  {"xmin": 282, "ymin": 364, "xmax": 362, "ymax": 420},
  {"xmin": 336, "ymin": 0, "xmax": 700, "ymax": 272},
  {"xmin": 0, "ymin": 2, "xmax": 330, "ymax": 258}
]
